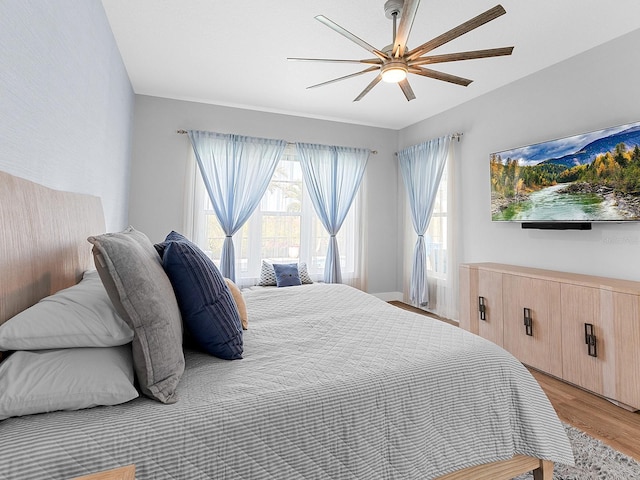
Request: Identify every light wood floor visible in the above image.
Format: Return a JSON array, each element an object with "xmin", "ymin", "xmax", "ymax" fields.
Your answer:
[
  {"xmin": 529, "ymin": 368, "xmax": 640, "ymax": 461},
  {"xmin": 389, "ymin": 301, "xmax": 640, "ymax": 462}
]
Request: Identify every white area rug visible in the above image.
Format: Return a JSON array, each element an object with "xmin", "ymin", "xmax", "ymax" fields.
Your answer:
[{"xmin": 515, "ymin": 423, "xmax": 640, "ymax": 479}]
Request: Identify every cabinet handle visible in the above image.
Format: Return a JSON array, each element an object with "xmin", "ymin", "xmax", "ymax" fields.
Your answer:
[
  {"xmin": 523, "ymin": 308, "xmax": 533, "ymax": 336},
  {"xmin": 478, "ymin": 296, "xmax": 486, "ymax": 321},
  {"xmin": 584, "ymin": 323, "xmax": 598, "ymax": 357}
]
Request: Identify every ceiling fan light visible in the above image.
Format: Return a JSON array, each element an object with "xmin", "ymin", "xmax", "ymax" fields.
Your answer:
[{"xmin": 381, "ymin": 63, "xmax": 408, "ymax": 83}]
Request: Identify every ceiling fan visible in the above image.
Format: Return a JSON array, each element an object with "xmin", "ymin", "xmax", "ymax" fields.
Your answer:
[{"xmin": 288, "ymin": 0, "xmax": 514, "ymax": 102}]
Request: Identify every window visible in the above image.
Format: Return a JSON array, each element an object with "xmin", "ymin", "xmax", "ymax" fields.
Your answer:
[
  {"xmin": 425, "ymin": 161, "xmax": 448, "ymax": 279},
  {"xmin": 402, "ymin": 143, "xmax": 458, "ymax": 320},
  {"xmin": 199, "ymin": 146, "xmax": 361, "ymax": 287}
]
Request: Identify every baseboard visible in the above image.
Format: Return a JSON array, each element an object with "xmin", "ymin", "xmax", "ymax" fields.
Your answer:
[{"xmin": 372, "ymin": 291, "xmax": 403, "ymax": 302}]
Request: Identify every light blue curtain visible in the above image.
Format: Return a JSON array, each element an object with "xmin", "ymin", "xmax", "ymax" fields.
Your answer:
[
  {"xmin": 398, "ymin": 136, "xmax": 451, "ymax": 306},
  {"xmin": 188, "ymin": 130, "xmax": 287, "ymax": 281},
  {"xmin": 296, "ymin": 143, "xmax": 369, "ymax": 283}
]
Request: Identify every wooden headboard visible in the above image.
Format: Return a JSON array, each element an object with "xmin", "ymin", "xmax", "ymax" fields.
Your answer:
[{"xmin": 0, "ymin": 171, "xmax": 106, "ymax": 325}]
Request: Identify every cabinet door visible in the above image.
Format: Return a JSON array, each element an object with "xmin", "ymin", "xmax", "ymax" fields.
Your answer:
[
  {"xmin": 560, "ymin": 284, "xmax": 605, "ymax": 396},
  {"xmin": 477, "ymin": 270, "xmax": 504, "ymax": 347},
  {"xmin": 612, "ymin": 292, "xmax": 640, "ymax": 409},
  {"xmin": 562, "ymin": 287, "xmax": 640, "ymax": 410},
  {"xmin": 458, "ymin": 266, "xmax": 503, "ymax": 347},
  {"xmin": 503, "ymin": 274, "xmax": 562, "ymax": 377}
]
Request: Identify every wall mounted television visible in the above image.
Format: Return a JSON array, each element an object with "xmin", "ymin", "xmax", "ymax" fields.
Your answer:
[{"xmin": 490, "ymin": 120, "xmax": 640, "ymax": 228}]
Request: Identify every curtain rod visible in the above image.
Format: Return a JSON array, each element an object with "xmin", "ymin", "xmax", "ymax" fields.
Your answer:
[
  {"xmin": 393, "ymin": 132, "xmax": 464, "ymax": 156},
  {"xmin": 176, "ymin": 130, "xmax": 378, "ymax": 154}
]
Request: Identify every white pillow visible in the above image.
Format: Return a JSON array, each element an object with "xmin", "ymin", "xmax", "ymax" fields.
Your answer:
[
  {"xmin": 0, "ymin": 345, "xmax": 139, "ymax": 420},
  {"xmin": 0, "ymin": 270, "xmax": 133, "ymax": 350}
]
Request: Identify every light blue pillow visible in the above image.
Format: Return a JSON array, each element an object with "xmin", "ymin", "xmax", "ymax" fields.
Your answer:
[
  {"xmin": 158, "ymin": 232, "xmax": 243, "ymax": 360},
  {"xmin": 273, "ymin": 263, "xmax": 302, "ymax": 287}
]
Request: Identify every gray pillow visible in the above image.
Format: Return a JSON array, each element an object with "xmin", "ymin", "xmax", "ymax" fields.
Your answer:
[
  {"xmin": 88, "ymin": 227, "xmax": 184, "ymax": 404},
  {"xmin": 0, "ymin": 346, "xmax": 138, "ymax": 420},
  {"xmin": 0, "ymin": 270, "xmax": 133, "ymax": 350}
]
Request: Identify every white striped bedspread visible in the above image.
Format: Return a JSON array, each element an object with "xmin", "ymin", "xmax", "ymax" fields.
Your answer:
[{"xmin": 0, "ymin": 283, "xmax": 574, "ymax": 479}]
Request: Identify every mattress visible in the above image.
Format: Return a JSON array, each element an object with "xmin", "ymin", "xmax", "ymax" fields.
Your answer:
[{"xmin": 0, "ymin": 283, "xmax": 574, "ymax": 479}]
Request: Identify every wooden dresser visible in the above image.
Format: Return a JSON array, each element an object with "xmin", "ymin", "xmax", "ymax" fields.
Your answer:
[{"xmin": 459, "ymin": 262, "xmax": 640, "ymax": 411}]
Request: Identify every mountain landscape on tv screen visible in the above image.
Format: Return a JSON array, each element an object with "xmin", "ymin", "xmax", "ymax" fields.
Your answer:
[
  {"xmin": 540, "ymin": 125, "xmax": 640, "ymax": 168},
  {"xmin": 490, "ymin": 121, "xmax": 640, "ymax": 222}
]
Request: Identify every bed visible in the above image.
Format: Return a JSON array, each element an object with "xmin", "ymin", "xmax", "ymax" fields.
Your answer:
[{"xmin": 0, "ymin": 171, "xmax": 574, "ymax": 479}]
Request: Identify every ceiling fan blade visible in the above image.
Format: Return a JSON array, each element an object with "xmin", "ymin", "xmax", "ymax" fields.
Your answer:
[
  {"xmin": 288, "ymin": 57, "xmax": 383, "ymax": 65},
  {"xmin": 398, "ymin": 78, "xmax": 416, "ymax": 101},
  {"xmin": 409, "ymin": 67, "xmax": 473, "ymax": 86},
  {"xmin": 315, "ymin": 15, "xmax": 388, "ymax": 61},
  {"xmin": 354, "ymin": 74, "xmax": 383, "ymax": 102},
  {"xmin": 409, "ymin": 46, "xmax": 514, "ymax": 66},
  {"xmin": 307, "ymin": 66, "xmax": 380, "ymax": 89},
  {"xmin": 393, "ymin": 0, "xmax": 421, "ymax": 57},
  {"xmin": 406, "ymin": 5, "xmax": 507, "ymax": 61}
]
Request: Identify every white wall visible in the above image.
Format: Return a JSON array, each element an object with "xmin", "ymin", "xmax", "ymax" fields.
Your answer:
[
  {"xmin": 5, "ymin": 0, "xmax": 638, "ymax": 293},
  {"xmin": 129, "ymin": 95, "xmax": 400, "ymax": 294},
  {"xmin": 0, "ymin": 0, "xmax": 134, "ymax": 231},
  {"xmin": 399, "ymin": 28, "xmax": 640, "ymax": 282}
]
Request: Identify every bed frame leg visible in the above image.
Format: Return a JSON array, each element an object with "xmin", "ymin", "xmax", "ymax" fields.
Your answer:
[{"xmin": 532, "ymin": 460, "xmax": 553, "ymax": 480}]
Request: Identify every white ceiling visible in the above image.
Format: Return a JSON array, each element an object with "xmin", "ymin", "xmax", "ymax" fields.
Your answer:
[{"xmin": 101, "ymin": 0, "xmax": 640, "ymax": 130}]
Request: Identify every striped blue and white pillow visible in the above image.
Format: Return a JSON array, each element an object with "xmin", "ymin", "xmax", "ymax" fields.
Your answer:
[{"xmin": 157, "ymin": 232, "xmax": 243, "ymax": 360}]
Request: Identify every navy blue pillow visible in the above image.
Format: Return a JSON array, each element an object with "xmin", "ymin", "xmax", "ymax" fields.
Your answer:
[
  {"xmin": 273, "ymin": 263, "xmax": 302, "ymax": 287},
  {"xmin": 158, "ymin": 232, "xmax": 243, "ymax": 360}
]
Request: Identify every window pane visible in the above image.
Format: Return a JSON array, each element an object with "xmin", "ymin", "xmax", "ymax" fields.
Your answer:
[
  {"xmin": 426, "ymin": 160, "xmax": 447, "ymax": 278},
  {"xmin": 260, "ymin": 157, "xmax": 303, "ymax": 263},
  {"xmin": 310, "ymin": 217, "xmax": 329, "ymax": 272},
  {"xmin": 205, "ymin": 212, "xmax": 225, "ymax": 262},
  {"xmin": 262, "ymin": 160, "xmax": 302, "ymax": 213},
  {"xmin": 426, "ymin": 215, "xmax": 446, "ymax": 276},
  {"xmin": 236, "ymin": 223, "xmax": 250, "ymax": 274},
  {"xmin": 307, "ymin": 208, "xmax": 356, "ymax": 274},
  {"xmin": 261, "ymin": 215, "xmax": 301, "ymax": 261}
]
